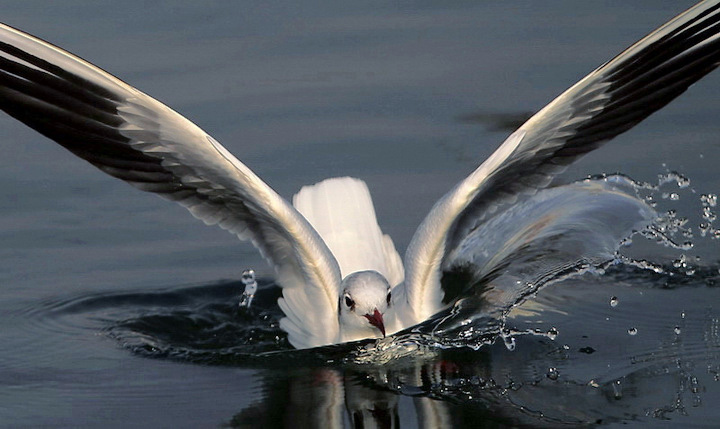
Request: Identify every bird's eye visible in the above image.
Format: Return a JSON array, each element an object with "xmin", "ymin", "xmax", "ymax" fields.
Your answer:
[
  {"xmin": 386, "ymin": 291, "xmax": 392, "ymax": 306},
  {"xmin": 344, "ymin": 295, "xmax": 355, "ymax": 308}
]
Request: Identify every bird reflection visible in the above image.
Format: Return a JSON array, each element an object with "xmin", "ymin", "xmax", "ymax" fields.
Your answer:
[{"xmin": 226, "ymin": 361, "xmax": 459, "ymax": 428}]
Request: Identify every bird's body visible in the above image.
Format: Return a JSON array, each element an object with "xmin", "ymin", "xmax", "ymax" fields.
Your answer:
[
  {"xmin": 1, "ymin": 1, "xmax": 719, "ymax": 349},
  {"xmin": 283, "ymin": 177, "xmax": 402, "ymax": 347}
]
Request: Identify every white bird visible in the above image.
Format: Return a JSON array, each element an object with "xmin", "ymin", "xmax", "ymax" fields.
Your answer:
[{"xmin": 1, "ymin": 1, "xmax": 719, "ymax": 349}]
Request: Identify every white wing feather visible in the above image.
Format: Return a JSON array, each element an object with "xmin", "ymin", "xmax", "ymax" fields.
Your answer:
[
  {"xmin": 0, "ymin": 23, "xmax": 342, "ymax": 348},
  {"xmin": 400, "ymin": 0, "xmax": 720, "ymax": 326}
]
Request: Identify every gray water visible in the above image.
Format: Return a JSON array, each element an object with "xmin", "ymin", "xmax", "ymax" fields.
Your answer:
[{"xmin": 2, "ymin": 1, "xmax": 720, "ymax": 427}]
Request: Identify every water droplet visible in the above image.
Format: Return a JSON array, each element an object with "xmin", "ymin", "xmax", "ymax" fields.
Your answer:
[
  {"xmin": 673, "ymin": 255, "xmax": 688, "ymax": 268},
  {"xmin": 547, "ymin": 327, "xmax": 558, "ymax": 340},
  {"xmin": 610, "ymin": 296, "xmax": 619, "ymax": 307},
  {"xmin": 701, "ymin": 193, "xmax": 718, "ymax": 207},
  {"xmin": 503, "ymin": 336, "xmax": 516, "ymax": 351},
  {"xmin": 628, "ymin": 327, "xmax": 638, "ymax": 336},
  {"xmin": 699, "ymin": 222, "xmax": 711, "ymax": 237},
  {"xmin": 241, "ymin": 269, "xmax": 256, "ymax": 283},
  {"xmin": 658, "ymin": 171, "xmax": 690, "ymax": 188},
  {"xmin": 613, "ymin": 379, "xmax": 623, "ymax": 399},
  {"xmin": 546, "ymin": 367, "xmax": 559, "ymax": 380},
  {"xmin": 674, "ymin": 326, "xmax": 682, "ymax": 335},
  {"xmin": 691, "ymin": 376, "xmax": 700, "ymax": 394},
  {"xmin": 704, "ymin": 210, "xmax": 717, "ymax": 224},
  {"xmin": 239, "ymin": 269, "xmax": 258, "ymax": 308}
]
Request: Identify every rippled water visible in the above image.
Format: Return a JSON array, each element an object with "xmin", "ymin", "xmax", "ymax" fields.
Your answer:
[
  {"xmin": 10, "ymin": 260, "xmax": 720, "ymax": 427},
  {"xmin": 2, "ymin": 1, "xmax": 720, "ymax": 427}
]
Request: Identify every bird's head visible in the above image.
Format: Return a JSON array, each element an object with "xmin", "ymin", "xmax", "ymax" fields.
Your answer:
[{"xmin": 339, "ymin": 270, "xmax": 392, "ymax": 339}]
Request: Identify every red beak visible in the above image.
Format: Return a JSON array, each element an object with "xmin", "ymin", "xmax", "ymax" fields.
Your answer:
[{"xmin": 364, "ymin": 309, "xmax": 386, "ymax": 337}]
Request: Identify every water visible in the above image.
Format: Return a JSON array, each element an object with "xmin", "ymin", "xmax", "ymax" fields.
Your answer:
[{"xmin": 2, "ymin": 1, "xmax": 720, "ymax": 427}]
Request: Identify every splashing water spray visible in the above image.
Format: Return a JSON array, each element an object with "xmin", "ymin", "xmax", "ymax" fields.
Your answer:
[{"xmin": 239, "ymin": 269, "xmax": 257, "ymax": 308}]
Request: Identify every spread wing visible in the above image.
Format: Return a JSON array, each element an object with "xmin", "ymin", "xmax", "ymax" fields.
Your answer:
[
  {"xmin": 0, "ymin": 23, "xmax": 342, "ymax": 349},
  {"xmin": 399, "ymin": 0, "xmax": 720, "ymax": 325}
]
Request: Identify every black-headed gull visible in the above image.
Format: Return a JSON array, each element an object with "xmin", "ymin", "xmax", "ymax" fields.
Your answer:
[{"xmin": 1, "ymin": 1, "xmax": 719, "ymax": 349}]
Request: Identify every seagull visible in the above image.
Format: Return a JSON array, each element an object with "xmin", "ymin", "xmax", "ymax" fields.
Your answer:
[{"xmin": 1, "ymin": 1, "xmax": 719, "ymax": 349}]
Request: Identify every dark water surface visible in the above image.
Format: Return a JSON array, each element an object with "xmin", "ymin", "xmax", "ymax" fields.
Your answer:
[{"xmin": 2, "ymin": 1, "xmax": 720, "ymax": 427}]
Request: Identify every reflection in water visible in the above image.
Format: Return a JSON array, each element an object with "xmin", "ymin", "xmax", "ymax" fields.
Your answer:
[{"xmin": 225, "ymin": 361, "xmax": 484, "ymax": 428}]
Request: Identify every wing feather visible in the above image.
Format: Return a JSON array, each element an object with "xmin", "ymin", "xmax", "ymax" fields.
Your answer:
[
  {"xmin": 0, "ymin": 23, "xmax": 342, "ymax": 348},
  {"xmin": 401, "ymin": 0, "xmax": 720, "ymax": 325}
]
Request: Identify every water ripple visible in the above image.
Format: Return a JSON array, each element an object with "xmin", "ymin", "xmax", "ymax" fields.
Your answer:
[{"xmin": 5, "ymin": 258, "xmax": 720, "ymax": 426}]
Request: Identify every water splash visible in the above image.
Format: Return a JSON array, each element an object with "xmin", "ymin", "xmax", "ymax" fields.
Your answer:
[
  {"xmin": 503, "ymin": 335, "xmax": 517, "ymax": 351},
  {"xmin": 612, "ymin": 379, "xmax": 623, "ymax": 399},
  {"xmin": 658, "ymin": 171, "xmax": 690, "ymax": 188},
  {"xmin": 701, "ymin": 193, "xmax": 717, "ymax": 207},
  {"xmin": 546, "ymin": 367, "xmax": 559, "ymax": 380},
  {"xmin": 239, "ymin": 269, "xmax": 258, "ymax": 308},
  {"xmin": 547, "ymin": 327, "xmax": 559, "ymax": 340}
]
